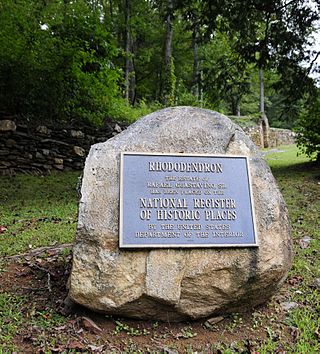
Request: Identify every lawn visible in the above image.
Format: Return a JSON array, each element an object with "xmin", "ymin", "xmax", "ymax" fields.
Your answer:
[
  {"xmin": 0, "ymin": 172, "xmax": 80, "ymax": 256},
  {"xmin": 0, "ymin": 145, "xmax": 319, "ymax": 353}
]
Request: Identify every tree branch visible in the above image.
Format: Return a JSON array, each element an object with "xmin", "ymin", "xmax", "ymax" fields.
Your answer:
[
  {"xmin": 5, "ymin": 243, "xmax": 73, "ymax": 259},
  {"xmin": 307, "ymin": 51, "xmax": 320, "ymax": 76}
]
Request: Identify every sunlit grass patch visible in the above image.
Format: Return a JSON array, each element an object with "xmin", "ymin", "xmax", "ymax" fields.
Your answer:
[{"xmin": 262, "ymin": 144, "xmax": 310, "ymax": 169}]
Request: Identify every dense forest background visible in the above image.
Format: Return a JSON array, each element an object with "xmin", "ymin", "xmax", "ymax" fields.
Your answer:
[{"xmin": 0, "ymin": 0, "xmax": 319, "ymax": 157}]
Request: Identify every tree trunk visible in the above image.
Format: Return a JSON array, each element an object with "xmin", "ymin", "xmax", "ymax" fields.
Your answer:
[
  {"xmin": 129, "ymin": 46, "xmax": 136, "ymax": 105},
  {"xmin": 261, "ymin": 113, "xmax": 269, "ymax": 148},
  {"xmin": 162, "ymin": 0, "xmax": 175, "ymax": 105},
  {"xmin": 199, "ymin": 69, "xmax": 203, "ymax": 107},
  {"xmin": 101, "ymin": 0, "xmax": 113, "ymax": 33},
  {"xmin": 164, "ymin": 0, "xmax": 173, "ymax": 76},
  {"xmin": 259, "ymin": 67, "xmax": 265, "ymax": 113},
  {"xmin": 192, "ymin": 26, "xmax": 199, "ymax": 99},
  {"xmin": 259, "ymin": 67, "xmax": 269, "ymax": 148},
  {"xmin": 230, "ymin": 95, "xmax": 241, "ymax": 116},
  {"xmin": 109, "ymin": 0, "xmax": 113, "ymax": 19},
  {"xmin": 124, "ymin": 0, "xmax": 135, "ymax": 104},
  {"xmin": 236, "ymin": 101, "xmax": 241, "ymax": 116},
  {"xmin": 107, "ymin": 0, "xmax": 114, "ymax": 31},
  {"xmin": 124, "ymin": 0, "xmax": 130, "ymax": 103}
]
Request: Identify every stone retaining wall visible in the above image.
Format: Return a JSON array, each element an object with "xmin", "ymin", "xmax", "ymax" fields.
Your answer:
[
  {"xmin": 269, "ymin": 127, "xmax": 296, "ymax": 147},
  {"xmin": 242, "ymin": 125, "xmax": 296, "ymax": 148},
  {"xmin": 0, "ymin": 117, "xmax": 296, "ymax": 175},
  {"xmin": 0, "ymin": 119, "xmax": 124, "ymax": 175}
]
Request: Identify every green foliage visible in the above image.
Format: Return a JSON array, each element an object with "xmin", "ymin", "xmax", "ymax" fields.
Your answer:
[
  {"xmin": 201, "ymin": 31, "xmax": 253, "ymax": 114},
  {"xmin": 295, "ymin": 93, "xmax": 320, "ymax": 162},
  {"xmin": 219, "ymin": 0, "xmax": 319, "ymax": 118},
  {"xmin": 0, "ymin": 0, "xmax": 319, "ymax": 125},
  {"xmin": 226, "ymin": 313, "xmax": 243, "ymax": 331},
  {"xmin": 108, "ymin": 98, "xmax": 162, "ymax": 124},
  {"xmin": 228, "ymin": 114, "xmax": 260, "ymax": 128},
  {"xmin": 0, "ymin": 0, "xmax": 120, "ymax": 125},
  {"xmin": 113, "ymin": 320, "xmax": 150, "ymax": 336}
]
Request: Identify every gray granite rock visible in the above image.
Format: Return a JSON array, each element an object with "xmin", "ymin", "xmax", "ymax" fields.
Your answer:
[
  {"xmin": 281, "ymin": 301, "xmax": 299, "ymax": 311},
  {"xmin": 68, "ymin": 107, "xmax": 293, "ymax": 321},
  {"xmin": 0, "ymin": 120, "xmax": 16, "ymax": 132},
  {"xmin": 312, "ymin": 278, "xmax": 320, "ymax": 290},
  {"xmin": 73, "ymin": 146, "xmax": 86, "ymax": 157}
]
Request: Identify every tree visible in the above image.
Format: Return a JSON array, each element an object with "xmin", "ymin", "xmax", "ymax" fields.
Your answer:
[
  {"xmin": 224, "ymin": 0, "xmax": 319, "ymax": 112},
  {"xmin": 295, "ymin": 91, "xmax": 320, "ymax": 163},
  {"xmin": 161, "ymin": 0, "xmax": 176, "ymax": 105},
  {"xmin": 123, "ymin": 0, "xmax": 135, "ymax": 104},
  {"xmin": 1, "ymin": 0, "xmax": 319, "ymax": 126},
  {"xmin": 201, "ymin": 31, "xmax": 253, "ymax": 115},
  {"xmin": 0, "ymin": 0, "xmax": 120, "ymax": 125}
]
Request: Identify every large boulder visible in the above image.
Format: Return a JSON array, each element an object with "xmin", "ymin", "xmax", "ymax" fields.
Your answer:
[{"xmin": 68, "ymin": 107, "xmax": 292, "ymax": 321}]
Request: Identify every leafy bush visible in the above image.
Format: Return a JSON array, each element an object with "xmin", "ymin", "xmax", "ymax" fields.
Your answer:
[
  {"xmin": 108, "ymin": 99, "xmax": 163, "ymax": 124},
  {"xmin": 0, "ymin": 0, "xmax": 119, "ymax": 126},
  {"xmin": 295, "ymin": 94, "xmax": 320, "ymax": 162}
]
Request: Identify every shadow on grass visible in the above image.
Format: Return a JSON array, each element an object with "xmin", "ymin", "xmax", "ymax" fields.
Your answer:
[
  {"xmin": 0, "ymin": 172, "xmax": 80, "ymax": 205},
  {"xmin": 270, "ymin": 160, "xmax": 320, "ymax": 179}
]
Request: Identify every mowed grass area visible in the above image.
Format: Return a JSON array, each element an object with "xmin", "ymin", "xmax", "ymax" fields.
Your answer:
[
  {"xmin": 0, "ymin": 145, "xmax": 319, "ymax": 352},
  {"xmin": 0, "ymin": 172, "xmax": 80, "ymax": 256},
  {"xmin": 264, "ymin": 144, "xmax": 320, "ymax": 253},
  {"xmin": 263, "ymin": 145, "xmax": 320, "ymax": 353}
]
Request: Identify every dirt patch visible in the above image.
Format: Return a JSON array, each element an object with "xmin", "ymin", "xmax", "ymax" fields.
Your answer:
[{"xmin": 0, "ymin": 246, "xmax": 296, "ymax": 353}]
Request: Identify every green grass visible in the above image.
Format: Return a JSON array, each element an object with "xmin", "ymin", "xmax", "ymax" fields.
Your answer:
[
  {"xmin": 228, "ymin": 114, "xmax": 260, "ymax": 128},
  {"xmin": 0, "ymin": 292, "xmax": 67, "ymax": 352},
  {"xmin": 262, "ymin": 144, "xmax": 310, "ymax": 168},
  {"xmin": 263, "ymin": 144, "xmax": 320, "ymax": 353},
  {"xmin": 0, "ymin": 293, "xmax": 25, "ymax": 352},
  {"xmin": 0, "ymin": 172, "xmax": 80, "ymax": 256}
]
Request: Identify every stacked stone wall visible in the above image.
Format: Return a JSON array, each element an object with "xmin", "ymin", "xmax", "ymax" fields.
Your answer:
[
  {"xmin": 0, "ymin": 118, "xmax": 124, "ymax": 175},
  {"xmin": 0, "ymin": 116, "xmax": 296, "ymax": 175},
  {"xmin": 268, "ymin": 128, "xmax": 296, "ymax": 147},
  {"xmin": 242, "ymin": 125, "xmax": 296, "ymax": 148}
]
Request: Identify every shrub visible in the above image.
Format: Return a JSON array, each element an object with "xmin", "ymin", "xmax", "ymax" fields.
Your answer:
[
  {"xmin": 295, "ymin": 93, "xmax": 320, "ymax": 162},
  {"xmin": 0, "ymin": 0, "xmax": 120, "ymax": 126}
]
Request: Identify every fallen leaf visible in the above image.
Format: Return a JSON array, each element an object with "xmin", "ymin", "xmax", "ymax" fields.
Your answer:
[
  {"xmin": 205, "ymin": 316, "xmax": 224, "ymax": 325},
  {"xmin": 290, "ymin": 326, "xmax": 299, "ymax": 340},
  {"xmin": 67, "ymin": 340, "xmax": 85, "ymax": 350},
  {"xmin": 281, "ymin": 302, "xmax": 299, "ymax": 311},
  {"xmin": 299, "ymin": 236, "xmax": 312, "ymax": 249},
  {"xmin": 0, "ymin": 225, "xmax": 7, "ymax": 234},
  {"xmin": 288, "ymin": 275, "xmax": 303, "ymax": 286},
  {"xmin": 80, "ymin": 316, "xmax": 102, "ymax": 334},
  {"xmin": 88, "ymin": 344, "xmax": 105, "ymax": 352},
  {"xmin": 49, "ymin": 345, "xmax": 67, "ymax": 352}
]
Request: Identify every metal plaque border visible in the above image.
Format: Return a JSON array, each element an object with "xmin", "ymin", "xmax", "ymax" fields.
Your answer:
[{"xmin": 119, "ymin": 152, "xmax": 259, "ymax": 248}]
